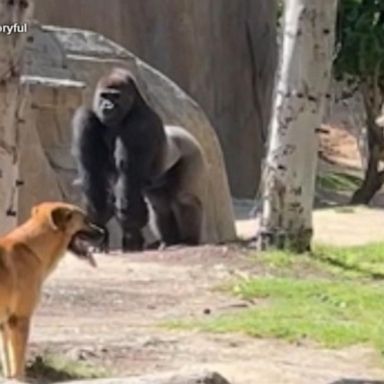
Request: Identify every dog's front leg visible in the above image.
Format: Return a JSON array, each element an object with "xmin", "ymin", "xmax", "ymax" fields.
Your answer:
[
  {"xmin": 0, "ymin": 322, "xmax": 12, "ymax": 378},
  {"xmin": 7, "ymin": 315, "xmax": 31, "ymax": 379}
]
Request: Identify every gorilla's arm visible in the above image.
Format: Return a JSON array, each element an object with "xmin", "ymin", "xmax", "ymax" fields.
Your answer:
[
  {"xmin": 114, "ymin": 138, "xmax": 149, "ymax": 223},
  {"xmin": 71, "ymin": 107, "xmax": 116, "ymax": 250},
  {"xmin": 113, "ymin": 138, "xmax": 149, "ymax": 250},
  {"xmin": 71, "ymin": 107, "xmax": 115, "ymax": 175}
]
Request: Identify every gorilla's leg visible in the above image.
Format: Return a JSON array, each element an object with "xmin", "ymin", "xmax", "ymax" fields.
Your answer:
[
  {"xmin": 172, "ymin": 193, "xmax": 203, "ymax": 245},
  {"xmin": 100, "ymin": 228, "xmax": 110, "ymax": 253},
  {"xmin": 146, "ymin": 158, "xmax": 203, "ymax": 247},
  {"xmin": 117, "ymin": 205, "xmax": 147, "ymax": 252},
  {"xmin": 146, "ymin": 188, "xmax": 181, "ymax": 246},
  {"xmin": 121, "ymin": 231, "xmax": 142, "ymax": 252},
  {"xmin": 114, "ymin": 139, "xmax": 150, "ymax": 252},
  {"xmin": 115, "ymin": 182, "xmax": 148, "ymax": 251},
  {"xmin": 168, "ymin": 157, "xmax": 204, "ymax": 246}
]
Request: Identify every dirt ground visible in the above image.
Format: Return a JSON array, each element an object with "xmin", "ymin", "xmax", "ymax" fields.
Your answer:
[
  {"xmin": 237, "ymin": 205, "xmax": 384, "ymax": 247},
  {"xmin": 27, "ymin": 125, "xmax": 384, "ymax": 384},
  {"xmin": 32, "ymin": 246, "xmax": 384, "ymax": 384}
]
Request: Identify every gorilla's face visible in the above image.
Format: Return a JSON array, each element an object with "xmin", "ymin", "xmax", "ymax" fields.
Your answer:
[{"xmin": 94, "ymin": 79, "xmax": 136, "ymax": 127}]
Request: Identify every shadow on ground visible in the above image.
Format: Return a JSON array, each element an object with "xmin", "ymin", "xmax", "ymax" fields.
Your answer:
[{"xmin": 25, "ymin": 354, "xmax": 105, "ymax": 384}]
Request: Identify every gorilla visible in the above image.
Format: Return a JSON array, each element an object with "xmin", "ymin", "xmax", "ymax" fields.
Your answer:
[{"xmin": 71, "ymin": 67, "xmax": 207, "ymax": 251}]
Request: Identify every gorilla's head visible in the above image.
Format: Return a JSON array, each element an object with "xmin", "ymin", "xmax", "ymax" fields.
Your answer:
[{"xmin": 93, "ymin": 68, "xmax": 139, "ymax": 127}]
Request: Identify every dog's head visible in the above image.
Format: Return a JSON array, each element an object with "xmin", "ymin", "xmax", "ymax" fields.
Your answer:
[{"xmin": 31, "ymin": 202, "xmax": 105, "ymax": 266}]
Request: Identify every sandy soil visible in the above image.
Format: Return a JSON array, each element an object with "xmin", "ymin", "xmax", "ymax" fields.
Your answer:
[
  {"xmin": 30, "ymin": 245, "xmax": 384, "ymax": 384},
  {"xmin": 25, "ymin": 124, "xmax": 384, "ymax": 384},
  {"xmin": 237, "ymin": 205, "xmax": 384, "ymax": 247}
]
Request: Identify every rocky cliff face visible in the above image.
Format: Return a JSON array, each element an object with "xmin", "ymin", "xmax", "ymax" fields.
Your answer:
[{"xmin": 36, "ymin": 0, "xmax": 278, "ymax": 198}]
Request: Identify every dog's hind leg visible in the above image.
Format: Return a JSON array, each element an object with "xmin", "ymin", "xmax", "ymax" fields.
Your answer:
[{"xmin": 0, "ymin": 321, "xmax": 12, "ymax": 378}]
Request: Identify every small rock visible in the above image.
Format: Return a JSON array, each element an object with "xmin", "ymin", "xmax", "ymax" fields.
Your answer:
[{"xmin": 203, "ymin": 308, "xmax": 211, "ymax": 315}]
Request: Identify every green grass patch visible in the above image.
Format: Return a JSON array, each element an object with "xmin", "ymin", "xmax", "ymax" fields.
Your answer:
[
  {"xmin": 314, "ymin": 243, "xmax": 384, "ymax": 279},
  {"xmin": 317, "ymin": 172, "xmax": 361, "ymax": 192},
  {"xmin": 172, "ymin": 278, "xmax": 384, "ymax": 351},
  {"xmin": 25, "ymin": 353, "xmax": 108, "ymax": 383},
  {"xmin": 167, "ymin": 243, "xmax": 384, "ymax": 355},
  {"xmin": 253, "ymin": 249, "xmax": 297, "ymax": 269},
  {"xmin": 246, "ymin": 248, "xmax": 336, "ymax": 278},
  {"xmin": 253, "ymin": 242, "xmax": 384, "ymax": 279}
]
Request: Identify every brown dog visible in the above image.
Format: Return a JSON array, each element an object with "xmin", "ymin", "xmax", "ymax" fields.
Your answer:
[{"xmin": 0, "ymin": 201, "xmax": 104, "ymax": 379}]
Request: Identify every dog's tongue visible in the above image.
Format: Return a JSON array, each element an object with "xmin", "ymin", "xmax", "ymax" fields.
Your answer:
[
  {"xmin": 77, "ymin": 247, "xmax": 98, "ymax": 268},
  {"xmin": 85, "ymin": 252, "xmax": 98, "ymax": 268},
  {"xmin": 68, "ymin": 236, "xmax": 98, "ymax": 268}
]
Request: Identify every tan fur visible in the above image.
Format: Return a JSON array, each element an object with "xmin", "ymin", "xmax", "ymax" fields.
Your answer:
[{"xmin": 0, "ymin": 201, "xmax": 96, "ymax": 379}]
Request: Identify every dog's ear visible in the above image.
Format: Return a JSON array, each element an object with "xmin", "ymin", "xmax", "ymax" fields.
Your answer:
[
  {"xmin": 50, "ymin": 207, "xmax": 73, "ymax": 231},
  {"xmin": 31, "ymin": 205, "xmax": 39, "ymax": 217}
]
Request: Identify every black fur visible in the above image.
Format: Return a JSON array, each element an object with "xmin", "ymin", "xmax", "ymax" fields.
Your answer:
[
  {"xmin": 71, "ymin": 106, "xmax": 116, "ymax": 252},
  {"xmin": 71, "ymin": 68, "xmax": 206, "ymax": 251},
  {"xmin": 106, "ymin": 71, "xmax": 166, "ymax": 250}
]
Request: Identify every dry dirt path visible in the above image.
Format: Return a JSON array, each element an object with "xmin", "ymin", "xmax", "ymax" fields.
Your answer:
[
  {"xmin": 237, "ymin": 206, "xmax": 384, "ymax": 246},
  {"xmin": 31, "ymin": 240, "xmax": 384, "ymax": 384}
]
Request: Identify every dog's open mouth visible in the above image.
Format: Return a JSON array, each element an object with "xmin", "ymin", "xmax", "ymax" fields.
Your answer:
[{"xmin": 68, "ymin": 230, "xmax": 102, "ymax": 268}]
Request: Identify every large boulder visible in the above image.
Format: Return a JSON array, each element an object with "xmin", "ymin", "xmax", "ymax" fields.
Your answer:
[
  {"xmin": 19, "ymin": 24, "xmax": 236, "ymax": 245},
  {"xmin": 36, "ymin": 0, "xmax": 278, "ymax": 198}
]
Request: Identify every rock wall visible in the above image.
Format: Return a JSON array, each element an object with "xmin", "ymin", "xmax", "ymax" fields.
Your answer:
[
  {"xmin": 36, "ymin": 0, "xmax": 278, "ymax": 198},
  {"xmin": 19, "ymin": 25, "xmax": 236, "ymax": 244}
]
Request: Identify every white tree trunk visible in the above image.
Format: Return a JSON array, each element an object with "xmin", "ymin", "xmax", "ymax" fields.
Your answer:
[
  {"xmin": 0, "ymin": 0, "xmax": 34, "ymax": 234},
  {"xmin": 258, "ymin": 0, "xmax": 338, "ymax": 252}
]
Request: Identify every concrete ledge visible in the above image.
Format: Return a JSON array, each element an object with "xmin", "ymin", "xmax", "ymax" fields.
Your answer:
[{"xmin": 21, "ymin": 75, "xmax": 85, "ymax": 89}]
